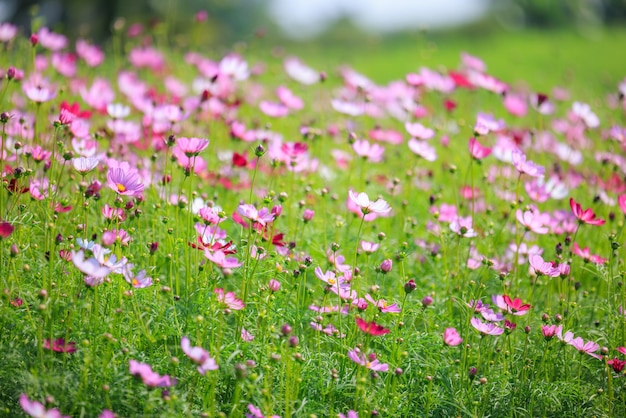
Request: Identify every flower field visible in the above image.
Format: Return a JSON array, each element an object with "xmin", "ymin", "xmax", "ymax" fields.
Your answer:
[{"xmin": 2, "ymin": 16, "xmax": 626, "ymax": 418}]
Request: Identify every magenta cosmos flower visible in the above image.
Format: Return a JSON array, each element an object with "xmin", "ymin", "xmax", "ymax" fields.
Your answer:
[
  {"xmin": 569, "ymin": 198, "xmax": 605, "ymax": 226},
  {"xmin": 237, "ymin": 204, "xmax": 275, "ymax": 226},
  {"xmin": 129, "ymin": 360, "xmax": 175, "ymax": 387},
  {"xmin": 348, "ymin": 190, "xmax": 392, "ymax": 217},
  {"xmin": 181, "ymin": 336, "xmax": 218, "ymax": 375},
  {"xmin": 347, "ymin": 347, "xmax": 389, "ymax": 372},
  {"xmin": 204, "ymin": 249, "xmax": 242, "ymax": 269},
  {"xmin": 106, "ymin": 163, "xmax": 144, "ymax": 197}
]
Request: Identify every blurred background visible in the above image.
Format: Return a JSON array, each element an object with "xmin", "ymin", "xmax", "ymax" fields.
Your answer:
[{"xmin": 1, "ymin": 0, "xmax": 625, "ymax": 44}]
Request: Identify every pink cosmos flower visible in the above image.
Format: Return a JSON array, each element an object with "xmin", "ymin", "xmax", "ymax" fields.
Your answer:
[
  {"xmin": 529, "ymin": 254, "xmax": 560, "ymax": 277},
  {"xmin": 468, "ymin": 137, "xmax": 492, "ymax": 159},
  {"xmin": 443, "ymin": 327, "xmax": 463, "ymax": 346},
  {"xmin": 204, "ymin": 249, "xmax": 242, "ymax": 269},
  {"xmin": 571, "ymin": 102, "xmax": 599, "ymax": 128},
  {"xmin": 364, "ymin": 294, "xmax": 401, "ymax": 313},
  {"xmin": 571, "ymin": 243, "xmax": 608, "ymax": 264},
  {"xmin": 569, "ymin": 198, "xmax": 605, "ymax": 226},
  {"xmin": 284, "ymin": 56, "xmax": 320, "ymax": 85},
  {"xmin": 516, "ymin": 208, "xmax": 549, "ymax": 234},
  {"xmin": 352, "ymin": 139, "xmax": 384, "ymax": 162},
  {"xmin": 37, "ymin": 27, "xmax": 67, "ymax": 51},
  {"xmin": 408, "ymin": 138, "xmax": 437, "ymax": 161},
  {"xmin": 541, "ymin": 325, "xmax": 559, "ymax": 339},
  {"xmin": 347, "ymin": 347, "xmax": 389, "ymax": 372},
  {"xmin": 76, "ymin": 39, "xmax": 104, "ymax": 67},
  {"xmin": 0, "ymin": 221, "xmax": 14, "ymax": 239},
  {"xmin": 176, "ymin": 137, "xmax": 209, "ymax": 157},
  {"xmin": 259, "ymin": 101, "xmax": 289, "ymax": 117},
  {"xmin": 129, "ymin": 360, "xmax": 175, "ymax": 387},
  {"xmin": 503, "ymin": 93, "xmax": 528, "ymax": 117},
  {"xmin": 276, "ymin": 85, "xmax": 303, "ymax": 110},
  {"xmin": 106, "ymin": 164, "xmax": 144, "ymax": 197},
  {"xmin": 569, "ymin": 337, "xmax": 602, "ymax": 360},
  {"xmin": 214, "ymin": 288, "xmax": 244, "ymax": 310},
  {"xmin": 0, "ymin": 23, "xmax": 17, "ymax": 42},
  {"xmin": 360, "ymin": 240, "xmax": 380, "ymax": 254},
  {"xmin": 348, "ymin": 190, "xmax": 392, "ymax": 217},
  {"xmin": 511, "ymin": 149, "xmax": 545, "ymax": 178},
  {"xmin": 450, "ymin": 216, "xmax": 477, "ymax": 238},
  {"xmin": 470, "ymin": 317, "xmax": 504, "ymax": 336},
  {"xmin": 122, "ymin": 264, "xmax": 153, "ymax": 289},
  {"xmin": 20, "ymin": 394, "xmax": 70, "ymax": 418},
  {"xmin": 339, "ymin": 411, "xmax": 359, "ymax": 418},
  {"xmin": 237, "ymin": 204, "xmax": 275, "ymax": 226},
  {"xmin": 71, "ymin": 250, "xmax": 112, "ymax": 279},
  {"xmin": 405, "ymin": 122, "xmax": 435, "ymax": 140},
  {"xmin": 474, "ymin": 112, "xmax": 505, "ymax": 135},
  {"xmin": 181, "ymin": 336, "xmax": 218, "ymax": 375}
]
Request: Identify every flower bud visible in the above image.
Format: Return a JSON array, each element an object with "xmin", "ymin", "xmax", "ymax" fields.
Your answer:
[{"xmin": 404, "ymin": 279, "xmax": 416, "ymax": 294}]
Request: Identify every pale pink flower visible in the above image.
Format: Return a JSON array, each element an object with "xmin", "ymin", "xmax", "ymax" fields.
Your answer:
[
  {"xmin": 511, "ymin": 149, "xmax": 545, "ymax": 178},
  {"xmin": 529, "ymin": 254, "xmax": 560, "ymax": 277},
  {"xmin": 277, "ymin": 86, "xmax": 303, "ymax": 110},
  {"xmin": 360, "ymin": 241, "xmax": 379, "ymax": 254},
  {"xmin": 405, "ymin": 122, "xmax": 434, "ymax": 140},
  {"xmin": 0, "ymin": 23, "xmax": 17, "ymax": 42},
  {"xmin": 284, "ymin": 56, "xmax": 320, "ymax": 85},
  {"xmin": 37, "ymin": 27, "xmax": 67, "ymax": 51},
  {"xmin": 20, "ymin": 394, "xmax": 69, "ymax": 418},
  {"xmin": 348, "ymin": 190, "xmax": 392, "ymax": 217},
  {"xmin": 569, "ymin": 337, "xmax": 602, "ymax": 360},
  {"xmin": 450, "ymin": 216, "xmax": 477, "ymax": 238},
  {"xmin": 237, "ymin": 204, "xmax": 275, "ymax": 226},
  {"xmin": 129, "ymin": 360, "xmax": 175, "ymax": 387},
  {"xmin": 259, "ymin": 101, "xmax": 289, "ymax": 117},
  {"xmin": 571, "ymin": 102, "xmax": 599, "ymax": 128},
  {"xmin": 204, "ymin": 249, "xmax": 242, "ymax": 269},
  {"xmin": 181, "ymin": 336, "xmax": 219, "ymax": 374},
  {"xmin": 352, "ymin": 139, "xmax": 384, "ymax": 162},
  {"xmin": 347, "ymin": 347, "xmax": 389, "ymax": 372},
  {"xmin": 470, "ymin": 317, "xmax": 504, "ymax": 336},
  {"xmin": 408, "ymin": 139, "xmax": 437, "ymax": 161},
  {"xmin": 516, "ymin": 208, "xmax": 549, "ymax": 234}
]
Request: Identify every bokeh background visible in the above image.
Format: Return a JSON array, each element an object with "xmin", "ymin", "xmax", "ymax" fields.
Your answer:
[{"xmin": 2, "ymin": 0, "xmax": 626, "ymax": 43}]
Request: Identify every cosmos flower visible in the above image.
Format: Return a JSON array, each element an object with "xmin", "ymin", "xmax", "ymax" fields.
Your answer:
[
  {"xmin": 443, "ymin": 327, "xmax": 463, "ymax": 346},
  {"xmin": 214, "ymin": 288, "xmax": 244, "ymax": 310},
  {"xmin": 129, "ymin": 360, "xmax": 175, "ymax": 387},
  {"xmin": 348, "ymin": 190, "xmax": 392, "ymax": 217},
  {"xmin": 355, "ymin": 317, "xmax": 390, "ymax": 336},
  {"xmin": 20, "ymin": 394, "xmax": 70, "ymax": 418},
  {"xmin": 347, "ymin": 347, "xmax": 389, "ymax": 372},
  {"xmin": 181, "ymin": 336, "xmax": 218, "ymax": 375},
  {"xmin": 106, "ymin": 164, "xmax": 144, "ymax": 197},
  {"xmin": 470, "ymin": 317, "xmax": 504, "ymax": 336},
  {"xmin": 569, "ymin": 198, "xmax": 605, "ymax": 226}
]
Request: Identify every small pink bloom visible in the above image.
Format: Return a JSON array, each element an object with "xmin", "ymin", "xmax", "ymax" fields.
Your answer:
[
  {"xmin": 181, "ymin": 336, "xmax": 218, "ymax": 375},
  {"xmin": 443, "ymin": 327, "xmax": 463, "ymax": 346},
  {"xmin": 470, "ymin": 317, "xmax": 504, "ymax": 336},
  {"xmin": 214, "ymin": 288, "xmax": 244, "ymax": 310},
  {"xmin": 129, "ymin": 360, "xmax": 175, "ymax": 387},
  {"xmin": 468, "ymin": 137, "xmax": 492, "ymax": 159},
  {"xmin": 529, "ymin": 254, "xmax": 560, "ymax": 277}
]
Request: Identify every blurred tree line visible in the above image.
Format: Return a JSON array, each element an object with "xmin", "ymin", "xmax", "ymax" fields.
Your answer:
[
  {"xmin": 2, "ymin": 0, "xmax": 626, "ymax": 44},
  {"xmin": 2, "ymin": 0, "xmax": 266, "ymax": 44},
  {"xmin": 500, "ymin": 0, "xmax": 626, "ymax": 27}
]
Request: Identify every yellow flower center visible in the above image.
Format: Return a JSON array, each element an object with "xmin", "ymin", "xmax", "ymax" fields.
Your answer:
[
  {"xmin": 132, "ymin": 279, "xmax": 139, "ymax": 286},
  {"xmin": 328, "ymin": 278, "xmax": 336, "ymax": 285},
  {"xmin": 117, "ymin": 183, "xmax": 127, "ymax": 193}
]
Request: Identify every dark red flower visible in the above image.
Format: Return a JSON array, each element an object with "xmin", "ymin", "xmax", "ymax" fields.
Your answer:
[
  {"xmin": 43, "ymin": 338, "xmax": 77, "ymax": 353},
  {"xmin": 0, "ymin": 221, "xmax": 14, "ymax": 238},
  {"xmin": 355, "ymin": 317, "xmax": 390, "ymax": 336},
  {"xmin": 608, "ymin": 358, "xmax": 626, "ymax": 373}
]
